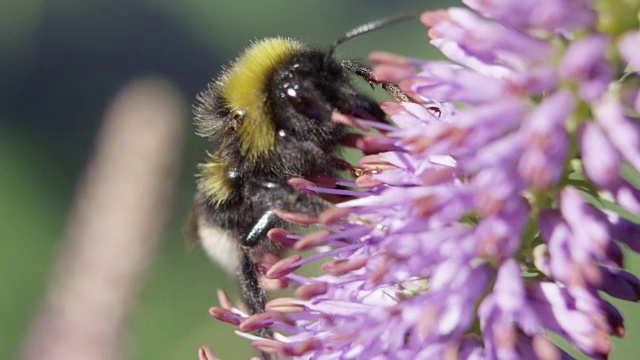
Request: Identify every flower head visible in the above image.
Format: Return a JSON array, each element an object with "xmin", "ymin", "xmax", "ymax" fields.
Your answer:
[{"xmin": 205, "ymin": 1, "xmax": 640, "ymax": 358}]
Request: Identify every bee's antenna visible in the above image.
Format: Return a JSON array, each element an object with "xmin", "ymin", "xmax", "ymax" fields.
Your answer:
[{"xmin": 325, "ymin": 13, "xmax": 417, "ymax": 64}]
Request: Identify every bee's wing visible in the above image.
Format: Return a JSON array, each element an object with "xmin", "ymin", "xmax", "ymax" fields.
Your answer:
[{"xmin": 183, "ymin": 200, "xmax": 200, "ymax": 248}]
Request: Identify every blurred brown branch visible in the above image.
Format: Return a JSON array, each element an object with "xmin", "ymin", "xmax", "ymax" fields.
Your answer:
[{"xmin": 21, "ymin": 77, "xmax": 187, "ymax": 360}]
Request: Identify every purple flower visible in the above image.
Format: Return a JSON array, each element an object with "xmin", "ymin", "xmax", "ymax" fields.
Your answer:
[
  {"xmin": 407, "ymin": 61, "xmax": 509, "ymax": 104},
  {"xmin": 517, "ymin": 90, "xmax": 573, "ymax": 189},
  {"xmin": 527, "ymin": 281, "xmax": 614, "ymax": 358},
  {"xmin": 594, "ymin": 96, "xmax": 640, "ymax": 174},
  {"xmin": 462, "ymin": 0, "xmax": 596, "ymax": 32},
  {"xmin": 421, "ymin": 8, "xmax": 555, "ymax": 70},
  {"xmin": 618, "ymin": 31, "xmax": 640, "ymax": 71},
  {"xmin": 580, "ymin": 121, "xmax": 621, "ymax": 188},
  {"xmin": 560, "ymin": 34, "xmax": 613, "ymax": 102},
  {"xmin": 204, "ymin": 1, "xmax": 640, "ymax": 358}
]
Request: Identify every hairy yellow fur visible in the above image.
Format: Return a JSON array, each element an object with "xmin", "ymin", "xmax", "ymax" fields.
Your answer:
[
  {"xmin": 198, "ymin": 154, "xmax": 233, "ymax": 206},
  {"xmin": 219, "ymin": 37, "xmax": 304, "ymax": 159}
]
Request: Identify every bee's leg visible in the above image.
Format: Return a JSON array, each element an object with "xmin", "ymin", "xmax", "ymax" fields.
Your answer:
[
  {"xmin": 239, "ymin": 226, "xmax": 273, "ymax": 360},
  {"xmin": 239, "ymin": 249, "xmax": 268, "ymax": 316},
  {"xmin": 238, "ymin": 210, "xmax": 277, "ymax": 316},
  {"xmin": 239, "ymin": 180, "xmax": 331, "ymax": 313},
  {"xmin": 341, "ymin": 60, "xmax": 409, "ymax": 102},
  {"xmin": 238, "ymin": 181, "xmax": 331, "ymax": 359}
]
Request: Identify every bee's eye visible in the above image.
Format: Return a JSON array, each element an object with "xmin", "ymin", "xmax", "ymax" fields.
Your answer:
[
  {"xmin": 283, "ymin": 82, "xmax": 306, "ymax": 109},
  {"xmin": 283, "ymin": 82, "xmax": 331, "ymax": 120}
]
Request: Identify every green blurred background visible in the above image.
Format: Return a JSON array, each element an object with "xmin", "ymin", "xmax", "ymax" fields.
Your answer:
[{"xmin": 0, "ymin": 0, "xmax": 637, "ymax": 359}]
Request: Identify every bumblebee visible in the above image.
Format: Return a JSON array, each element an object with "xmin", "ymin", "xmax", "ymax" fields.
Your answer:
[{"xmin": 187, "ymin": 15, "xmax": 412, "ymax": 322}]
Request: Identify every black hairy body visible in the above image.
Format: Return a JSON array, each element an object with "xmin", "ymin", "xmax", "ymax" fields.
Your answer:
[{"xmin": 188, "ymin": 43, "xmax": 388, "ymax": 315}]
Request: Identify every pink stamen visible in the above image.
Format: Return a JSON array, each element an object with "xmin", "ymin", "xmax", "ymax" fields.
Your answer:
[
  {"xmin": 372, "ymin": 64, "xmax": 417, "ymax": 83},
  {"xmin": 369, "ymin": 51, "xmax": 422, "ymax": 67},
  {"xmin": 198, "ymin": 345, "xmax": 218, "ymax": 360},
  {"xmin": 335, "ymin": 179, "xmax": 357, "ymax": 187},
  {"xmin": 380, "ymin": 101, "xmax": 411, "ymax": 115},
  {"xmin": 260, "ymin": 277, "xmax": 289, "ymax": 291},
  {"xmin": 266, "ymin": 254, "xmax": 302, "ymax": 279},
  {"xmin": 239, "ymin": 312, "xmax": 275, "ymax": 332},
  {"xmin": 332, "ymin": 111, "xmax": 370, "ymax": 131},
  {"xmin": 252, "ymin": 338, "xmax": 286, "ymax": 354},
  {"xmin": 322, "ymin": 256, "xmax": 369, "ymax": 276},
  {"xmin": 216, "ymin": 289, "xmax": 234, "ymax": 310},
  {"xmin": 266, "ymin": 297, "xmax": 307, "ymax": 313},
  {"xmin": 355, "ymin": 174, "xmax": 384, "ymax": 188},
  {"xmin": 288, "ymin": 177, "xmax": 318, "ymax": 195},
  {"xmin": 267, "ymin": 228, "xmax": 299, "ymax": 246},
  {"xmin": 357, "ymin": 119, "xmax": 399, "ymax": 132},
  {"xmin": 355, "ymin": 134, "xmax": 398, "ymax": 153},
  {"xmin": 295, "ymin": 230, "xmax": 333, "ymax": 251},
  {"xmin": 306, "ymin": 185, "xmax": 370, "ymax": 197},
  {"xmin": 289, "ymin": 242, "xmax": 365, "ymax": 269},
  {"xmin": 318, "ymin": 207, "xmax": 352, "ymax": 225},
  {"xmin": 283, "ymin": 339, "xmax": 322, "ymax": 356},
  {"xmin": 284, "ymin": 273, "xmax": 315, "ymax": 286},
  {"xmin": 273, "ymin": 208, "xmax": 318, "ymax": 227},
  {"xmin": 209, "ymin": 306, "xmax": 243, "ymax": 326},
  {"xmin": 295, "ymin": 282, "xmax": 329, "ymax": 300}
]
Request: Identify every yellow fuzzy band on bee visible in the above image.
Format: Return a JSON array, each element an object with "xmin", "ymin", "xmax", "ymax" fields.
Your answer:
[
  {"xmin": 218, "ymin": 38, "xmax": 304, "ymax": 159},
  {"xmin": 198, "ymin": 154, "xmax": 233, "ymax": 206}
]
